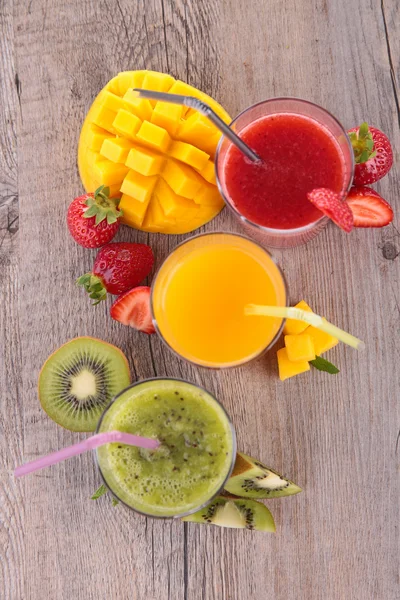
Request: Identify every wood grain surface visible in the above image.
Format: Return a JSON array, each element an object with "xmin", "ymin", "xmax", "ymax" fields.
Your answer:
[{"xmin": 1, "ymin": 0, "xmax": 399, "ymax": 598}]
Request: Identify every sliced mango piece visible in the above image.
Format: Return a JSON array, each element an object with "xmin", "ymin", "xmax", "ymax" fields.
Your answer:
[
  {"xmin": 84, "ymin": 124, "xmax": 114, "ymax": 151},
  {"xmin": 151, "ymin": 102, "xmax": 183, "ymax": 136},
  {"xmin": 193, "ymin": 181, "xmax": 223, "ymax": 207},
  {"xmin": 277, "ymin": 348, "xmax": 310, "ymax": 381},
  {"xmin": 78, "ymin": 70, "xmax": 231, "ymax": 233},
  {"xmin": 161, "ymin": 159, "xmax": 203, "ymax": 199},
  {"xmin": 120, "ymin": 171, "xmax": 158, "ymax": 203},
  {"xmin": 94, "ymin": 160, "xmax": 129, "ymax": 186},
  {"xmin": 307, "ymin": 318, "xmax": 339, "ymax": 355},
  {"xmin": 119, "ymin": 193, "xmax": 150, "ymax": 227},
  {"xmin": 195, "ymin": 159, "xmax": 216, "ymax": 184},
  {"xmin": 116, "ymin": 70, "xmax": 146, "ymax": 96},
  {"xmin": 285, "ymin": 334, "xmax": 316, "ymax": 362},
  {"xmin": 112, "ymin": 110, "xmax": 142, "ymax": 140},
  {"xmin": 136, "ymin": 121, "xmax": 171, "ymax": 153},
  {"xmin": 125, "ymin": 147, "xmax": 166, "ymax": 177},
  {"xmin": 283, "ymin": 300, "xmax": 314, "ymax": 335},
  {"xmin": 168, "ymin": 141, "xmax": 209, "ymax": 170},
  {"xmin": 100, "ymin": 138, "xmax": 134, "ymax": 164},
  {"xmin": 123, "ymin": 90, "xmax": 153, "ymax": 121},
  {"xmin": 154, "ymin": 179, "xmax": 199, "ymax": 219}
]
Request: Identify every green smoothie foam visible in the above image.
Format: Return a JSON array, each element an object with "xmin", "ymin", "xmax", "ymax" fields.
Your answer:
[{"xmin": 97, "ymin": 379, "xmax": 235, "ymax": 517}]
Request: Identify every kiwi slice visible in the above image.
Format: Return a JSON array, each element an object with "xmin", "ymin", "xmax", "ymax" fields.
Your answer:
[
  {"xmin": 224, "ymin": 452, "xmax": 302, "ymax": 499},
  {"xmin": 182, "ymin": 496, "xmax": 275, "ymax": 532},
  {"xmin": 39, "ymin": 337, "xmax": 130, "ymax": 432}
]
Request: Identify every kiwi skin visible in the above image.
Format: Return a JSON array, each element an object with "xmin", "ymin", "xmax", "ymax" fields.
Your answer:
[
  {"xmin": 182, "ymin": 496, "xmax": 276, "ymax": 532},
  {"xmin": 38, "ymin": 337, "xmax": 131, "ymax": 432},
  {"xmin": 224, "ymin": 452, "xmax": 302, "ymax": 499}
]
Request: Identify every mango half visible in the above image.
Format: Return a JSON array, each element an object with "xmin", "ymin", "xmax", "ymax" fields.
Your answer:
[{"xmin": 78, "ymin": 71, "xmax": 231, "ymax": 234}]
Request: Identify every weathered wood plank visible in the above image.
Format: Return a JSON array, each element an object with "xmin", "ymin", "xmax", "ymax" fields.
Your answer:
[{"xmin": 0, "ymin": 2, "xmax": 24, "ymax": 600}]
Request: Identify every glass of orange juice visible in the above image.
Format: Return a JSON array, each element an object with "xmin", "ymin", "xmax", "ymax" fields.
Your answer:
[{"xmin": 151, "ymin": 232, "xmax": 287, "ymax": 368}]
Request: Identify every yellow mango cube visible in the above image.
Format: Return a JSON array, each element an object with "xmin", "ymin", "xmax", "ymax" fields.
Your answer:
[
  {"xmin": 177, "ymin": 113, "xmax": 218, "ymax": 151},
  {"xmin": 125, "ymin": 147, "xmax": 166, "ymax": 176},
  {"xmin": 168, "ymin": 141, "xmax": 209, "ymax": 170},
  {"xmin": 277, "ymin": 348, "xmax": 310, "ymax": 381},
  {"xmin": 307, "ymin": 319, "xmax": 339, "ymax": 355},
  {"xmin": 84, "ymin": 125, "xmax": 114, "ymax": 151},
  {"xmin": 100, "ymin": 138, "xmax": 134, "ymax": 164},
  {"xmin": 154, "ymin": 179, "xmax": 198, "ymax": 219},
  {"xmin": 161, "ymin": 159, "xmax": 202, "ymax": 199},
  {"xmin": 112, "ymin": 110, "xmax": 142, "ymax": 140},
  {"xmin": 116, "ymin": 70, "xmax": 146, "ymax": 96},
  {"xmin": 285, "ymin": 334, "xmax": 316, "ymax": 362},
  {"xmin": 136, "ymin": 121, "xmax": 171, "ymax": 153},
  {"xmin": 195, "ymin": 159, "xmax": 216, "ymax": 184},
  {"xmin": 119, "ymin": 193, "xmax": 150, "ymax": 227},
  {"xmin": 193, "ymin": 182, "xmax": 223, "ymax": 207},
  {"xmin": 283, "ymin": 300, "xmax": 314, "ymax": 335},
  {"xmin": 91, "ymin": 104, "xmax": 118, "ymax": 133},
  {"xmin": 151, "ymin": 102, "xmax": 183, "ymax": 136},
  {"xmin": 123, "ymin": 90, "xmax": 153, "ymax": 121},
  {"xmin": 141, "ymin": 71, "xmax": 175, "ymax": 106},
  {"xmin": 94, "ymin": 160, "xmax": 128, "ymax": 185},
  {"xmin": 120, "ymin": 171, "xmax": 158, "ymax": 203}
]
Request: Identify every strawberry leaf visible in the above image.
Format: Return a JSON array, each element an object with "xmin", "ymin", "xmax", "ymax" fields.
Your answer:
[{"xmin": 310, "ymin": 356, "xmax": 339, "ymax": 374}]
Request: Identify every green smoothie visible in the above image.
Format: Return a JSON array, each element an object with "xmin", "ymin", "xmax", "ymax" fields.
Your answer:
[{"xmin": 96, "ymin": 379, "xmax": 235, "ymax": 517}]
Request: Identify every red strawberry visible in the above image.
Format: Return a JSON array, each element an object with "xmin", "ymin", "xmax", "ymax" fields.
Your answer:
[
  {"xmin": 307, "ymin": 188, "xmax": 354, "ymax": 233},
  {"xmin": 348, "ymin": 123, "xmax": 393, "ymax": 185},
  {"xmin": 67, "ymin": 185, "xmax": 122, "ymax": 248},
  {"xmin": 77, "ymin": 242, "xmax": 154, "ymax": 303},
  {"xmin": 110, "ymin": 286, "xmax": 155, "ymax": 334},
  {"xmin": 346, "ymin": 186, "xmax": 393, "ymax": 228}
]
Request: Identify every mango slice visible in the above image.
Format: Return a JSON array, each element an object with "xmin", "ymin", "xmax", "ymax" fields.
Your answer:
[
  {"xmin": 78, "ymin": 70, "xmax": 231, "ymax": 234},
  {"xmin": 277, "ymin": 348, "xmax": 310, "ymax": 381},
  {"xmin": 284, "ymin": 334, "xmax": 316, "ymax": 362},
  {"xmin": 306, "ymin": 318, "xmax": 339, "ymax": 355},
  {"xmin": 283, "ymin": 300, "xmax": 314, "ymax": 335}
]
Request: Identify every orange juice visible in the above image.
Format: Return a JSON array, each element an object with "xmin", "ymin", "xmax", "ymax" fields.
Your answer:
[{"xmin": 151, "ymin": 233, "xmax": 287, "ymax": 367}]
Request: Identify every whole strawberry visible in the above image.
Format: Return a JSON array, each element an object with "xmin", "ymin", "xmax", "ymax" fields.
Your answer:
[
  {"xmin": 348, "ymin": 123, "xmax": 393, "ymax": 185},
  {"xmin": 77, "ymin": 242, "xmax": 154, "ymax": 304},
  {"xmin": 67, "ymin": 185, "xmax": 122, "ymax": 248}
]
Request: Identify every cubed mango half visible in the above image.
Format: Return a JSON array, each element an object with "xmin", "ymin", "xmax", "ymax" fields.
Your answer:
[{"xmin": 78, "ymin": 70, "xmax": 231, "ymax": 233}]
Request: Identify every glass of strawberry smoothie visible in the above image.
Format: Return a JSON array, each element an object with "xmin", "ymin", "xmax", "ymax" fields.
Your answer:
[{"xmin": 215, "ymin": 98, "xmax": 354, "ymax": 248}]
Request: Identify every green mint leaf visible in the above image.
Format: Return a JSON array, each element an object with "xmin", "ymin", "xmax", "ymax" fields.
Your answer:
[
  {"xmin": 310, "ymin": 355, "xmax": 339, "ymax": 374},
  {"xmin": 111, "ymin": 498, "xmax": 119, "ymax": 507},
  {"xmin": 91, "ymin": 484, "xmax": 108, "ymax": 500}
]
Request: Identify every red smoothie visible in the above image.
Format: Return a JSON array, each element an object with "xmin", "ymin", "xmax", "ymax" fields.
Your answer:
[{"xmin": 223, "ymin": 113, "xmax": 345, "ymax": 229}]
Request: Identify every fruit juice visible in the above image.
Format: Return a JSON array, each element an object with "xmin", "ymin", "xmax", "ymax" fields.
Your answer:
[
  {"xmin": 96, "ymin": 379, "xmax": 235, "ymax": 517},
  {"xmin": 151, "ymin": 233, "xmax": 287, "ymax": 367},
  {"xmin": 222, "ymin": 113, "xmax": 346, "ymax": 230}
]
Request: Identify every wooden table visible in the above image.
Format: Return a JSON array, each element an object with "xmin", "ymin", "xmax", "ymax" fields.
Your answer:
[{"xmin": 1, "ymin": 1, "xmax": 399, "ymax": 598}]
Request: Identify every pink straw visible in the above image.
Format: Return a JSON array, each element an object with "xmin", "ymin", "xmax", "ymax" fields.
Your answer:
[{"xmin": 14, "ymin": 431, "xmax": 160, "ymax": 478}]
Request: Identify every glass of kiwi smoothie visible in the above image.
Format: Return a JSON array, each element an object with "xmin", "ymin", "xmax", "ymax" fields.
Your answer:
[{"xmin": 95, "ymin": 378, "xmax": 236, "ymax": 518}]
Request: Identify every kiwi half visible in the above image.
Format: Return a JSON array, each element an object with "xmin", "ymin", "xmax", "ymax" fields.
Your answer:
[
  {"xmin": 38, "ymin": 337, "xmax": 130, "ymax": 432},
  {"xmin": 224, "ymin": 452, "xmax": 302, "ymax": 499},
  {"xmin": 182, "ymin": 496, "xmax": 275, "ymax": 532}
]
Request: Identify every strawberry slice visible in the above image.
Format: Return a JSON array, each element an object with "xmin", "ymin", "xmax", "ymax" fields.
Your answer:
[
  {"xmin": 346, "ymin": 186, "xmax": 393, "ymax": 228},
  {"xmin": 307, "ymin": 188, "xmax": 354, "ymax": 233},
  {"xmin": 110, "ymin": 286, "xmax": 156, "ymax": 334}
]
